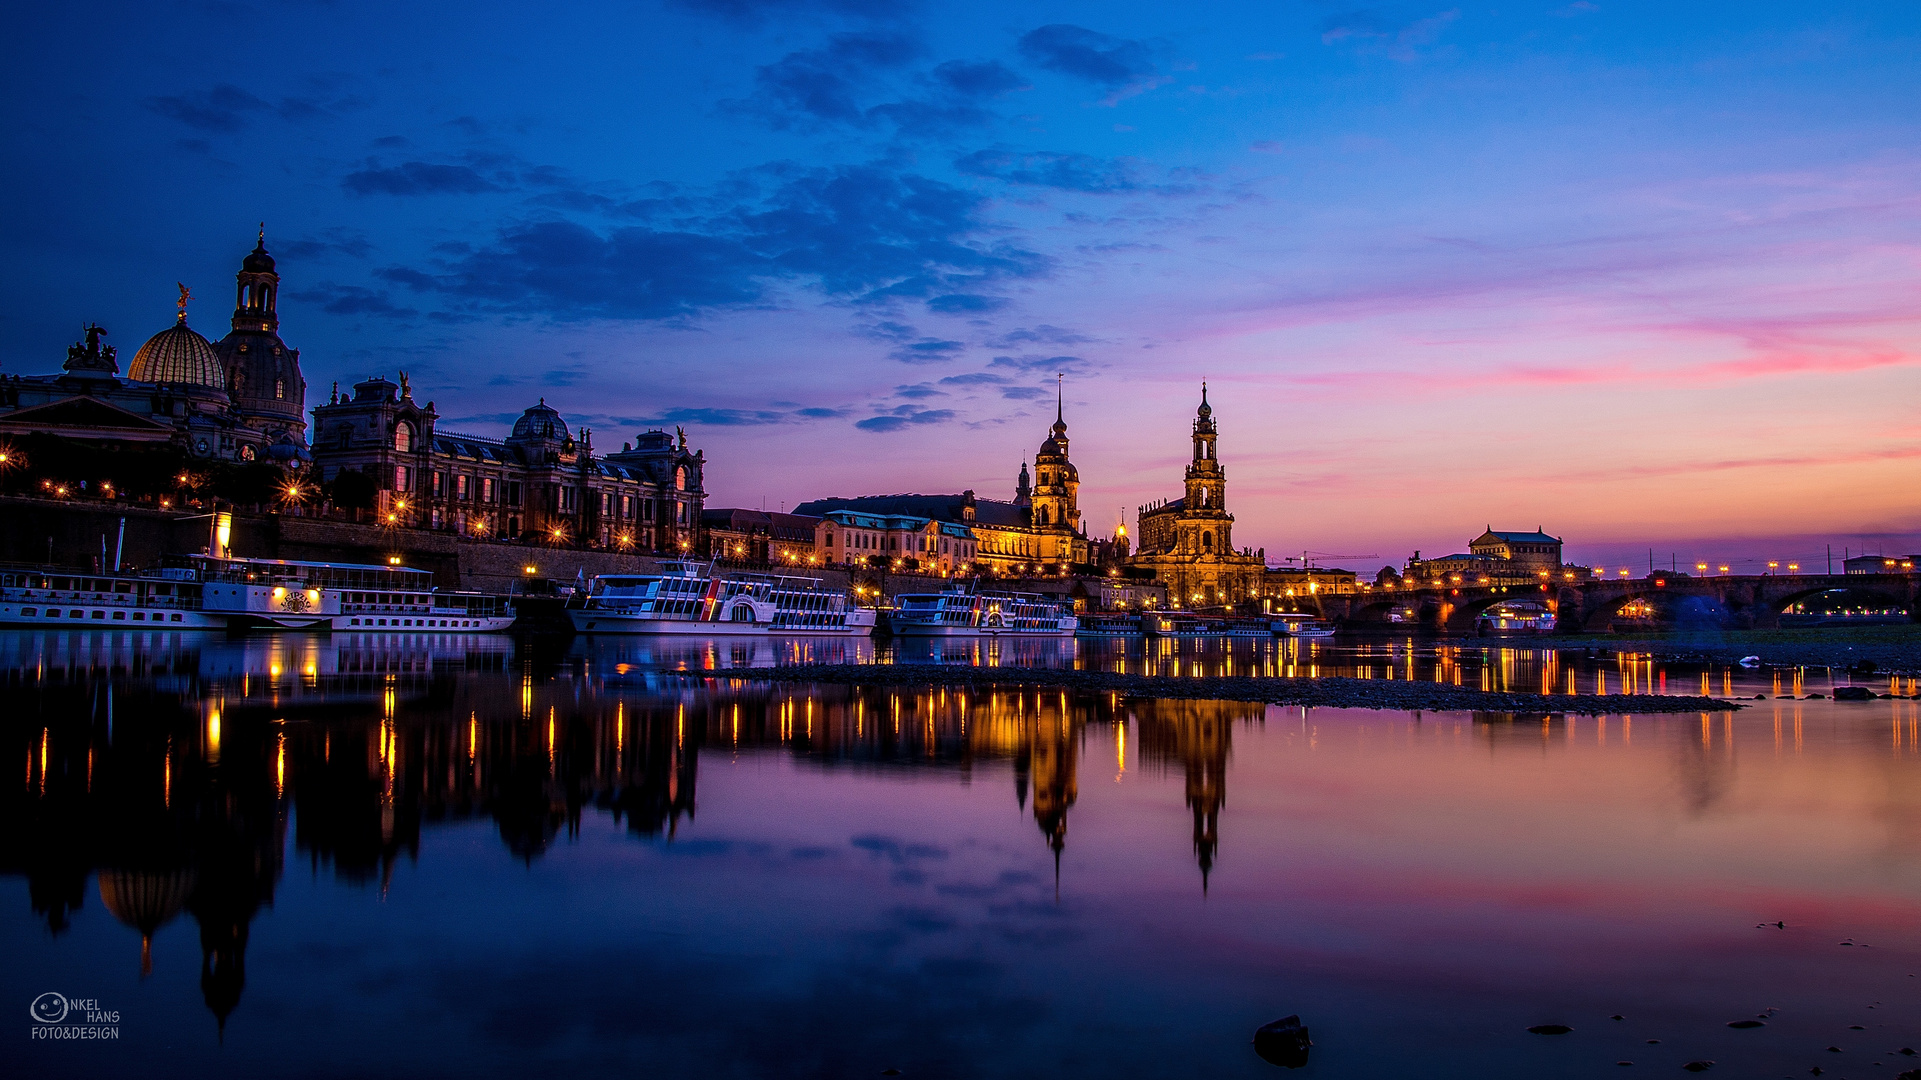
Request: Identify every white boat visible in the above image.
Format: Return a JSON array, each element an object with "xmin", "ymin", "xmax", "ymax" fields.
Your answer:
[
  {"xmin": 0, "ymin": 564, "xmax": 229, "ymax": 629},
  {"xmin": 567, "ymin": 561, "xmax": 876, "ymax": 636},
  {"xmin": 188, "ymin": 555, "xmax": 517, "ymax": 632},
  {"xmin": 890, "ymin": 589, "xmax": 1078, "ymax": 637},
  {"xmin": 1272, "ymin": 614, "xmax": 1337, "ymax": 639}
]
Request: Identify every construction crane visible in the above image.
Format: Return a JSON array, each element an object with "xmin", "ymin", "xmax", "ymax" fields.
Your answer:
[{"xmin": 1278, "ymin": 550, "xmax": 1380, "ymax": 569}]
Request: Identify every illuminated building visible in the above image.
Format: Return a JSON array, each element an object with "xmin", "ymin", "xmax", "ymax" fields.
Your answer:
[
  {"xmin": 1406, "ymin": 528, "xmax": 1583, "ymax": 585},
  {"xmin": 0, "ymin": 235, "xmax": 310, "ymax": 464},
  {"xmin": 796, "ymin": 387, "xmax": 1089, "ymax": 573},
  {"xmin": 310, "ymin": 382, "xmax": 704, "ymax": 548},
  {"xmin": 702, "ymin": 508, "xmax": 825, "ymax": 565},
  {"xmin": 1128, "ymin": 385, "xmax": 1266, "ymax": 608}
]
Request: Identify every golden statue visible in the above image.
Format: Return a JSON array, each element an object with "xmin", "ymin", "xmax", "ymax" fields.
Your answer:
[{"xmin": 176, "ymin": 282, "xmax": 191, "ymax": 321}]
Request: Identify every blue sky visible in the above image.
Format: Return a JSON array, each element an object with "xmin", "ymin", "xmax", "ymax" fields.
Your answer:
[{"xmin": 4, "ymin": 1, "xmax": 1918, "ymax": 569}]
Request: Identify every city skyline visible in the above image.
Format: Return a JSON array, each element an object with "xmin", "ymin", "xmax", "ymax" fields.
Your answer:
[{"xmin": 3, "ymin": 2, "xmax": 1917, "ymax": 569}]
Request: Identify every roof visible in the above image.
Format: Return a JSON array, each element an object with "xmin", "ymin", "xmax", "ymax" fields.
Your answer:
[
  {"xmin": 1140, "ymin": 497, "xmax": 1185, "ymax": 518},
  {"xmin": 1474, "ymin": 529, "xmax": 1560, "ymax": 544},
  {"xmin": 129, "ymin": 320, "xmax": 225, "ymax": 389},
  {"xmin": 796, "ymin": 493, "xmax": 1030, "ymax": 529}
]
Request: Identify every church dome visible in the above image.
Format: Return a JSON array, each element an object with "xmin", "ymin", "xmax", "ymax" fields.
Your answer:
[
  {"xmin": 130, "ymin": 318, "xmax": 226, "ymax": 389},
  {"xmin": 1038, "ymin": 435, "xmax": 1063, "ymax": 458},
  {"xmin": 242, "ymin": 238, "xmax": 275, "ymax": 273},
  {"xmin": 510, "ymin": 399, "xmax": 570, "ymax": 441}
]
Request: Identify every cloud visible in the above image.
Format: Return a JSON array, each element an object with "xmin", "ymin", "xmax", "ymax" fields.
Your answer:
[
  {"xmin": 856, "ymin": 406, "xmax": 957, "ymax": 432},
  {"xmin": 955, "ymin": 149, "xmax": 1142, "ymax": 193},
  {"xmin": 888, "ymin": 339, "xmax": 966, "ymax": 363},
  {"xmin": 1318, "ymin": 9, "xmax": 1460, "ymax": 59},
  {"xmin": 629, "ymin": 406, "xmax": 793, "ymax": 426},
  {"xmin": 932, "ymin": 60, "xmax": 1028, "ymax": 99},
  {"xmin": 342, "ymin": 161, "xmax": 501, "ymax": 196},
  {"xmin": 667, "ymin": 0, "xmax": 908, "ymax": 22},
  {"xmin": 146, "ymin": 83, "xmax": 361, "ymax": 132},
  {"xmin": 374, "ymin": 163, "xmax": 1047, "ymax": 322},
  {"xmin": 738, "ymin": 38, "xmax": 1016, "ymax": 137},
  {"xmin": 937, "ymin": 372, "xmax": 1009, "ymax": 386},
  {"xmin": 1016, "ymin": 24, "xmax": 1170, "ymax": 101},
  {"xmin": 748, "ymin": 32, "xmax": 924, "ymax": 126},
  {"xmin": 289, "ymin": 284, "xmax": 417, "ymax": 318},
  {"xmin": 739, "ymin": 163, "xmax": 1050, "ymax": 301},
  {"xmin": 894, "ymin": 382, "xmax": 948, "ymax": 399},
  {"xmin": 146, "ymin": 84, "xmax": 268, "ymax": 132},
  {"xmin": 277, "ymin": 229, "xmax": 374, "ymax": 260},
  {"xmin": 999, "ymin": 386, "xmax": 1048, "ymax": 400},
  {"xmin": 984, "ymin": 325, "xmax": 1094, "ymax": 348},
  {"xmin": 989, "ymin": 353, "xmax": 1087, "ymax": 374},
  {"xmin": 925, "ymin": 293, "xmax": 1008, "ymax": 313},
  {"xmin": 384, "ymin": 220, "xmax": 766, "ymax": 322}
]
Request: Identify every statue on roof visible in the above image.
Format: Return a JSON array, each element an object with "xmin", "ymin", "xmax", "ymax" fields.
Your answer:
[{"xmin": 676, "ymin": 425, "xmax": 687, "ymax": 450}]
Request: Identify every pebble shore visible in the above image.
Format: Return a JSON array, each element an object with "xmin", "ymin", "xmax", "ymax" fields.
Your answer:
[{"xmin": 722, "ymin": 663, "xmax": 1743, "ymax": 715}]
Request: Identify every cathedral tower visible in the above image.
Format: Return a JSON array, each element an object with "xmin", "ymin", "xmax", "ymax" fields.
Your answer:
[
  {"xmin": 1177, "ymin": 383, "xmax": 1230, "ymax": 555},
  {"xmin": 1030, "ymin": 381, "xmax": 1080, "ymax": 532},
  {"xmin": 210, "ymin": 228, "xmax": 309, "ymax": 460}
]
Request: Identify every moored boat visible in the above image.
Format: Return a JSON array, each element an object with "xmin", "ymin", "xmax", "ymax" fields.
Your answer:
[
  {"xmin": 890, "ymin": 589, "xmax": 1077, "ymax": 637},
  {"xmin": 567, "ymin": 561, "xmax": 874, "ymax": 636}
]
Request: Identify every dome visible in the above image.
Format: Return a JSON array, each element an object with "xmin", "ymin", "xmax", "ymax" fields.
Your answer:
[
  {"xmin": 242, "ymin": 238, "xmax": 275, "ymax": 274},
  {"xmin": 510, "ymin": 399, "xmax": 570, "ymax": 441},
  {"xmin": 1038, "ymin": 436, "xmax": 1063, "ymax": 458},
  {"xmin": 130, "ymin": 319, "xmax": 226, "ymax": 389},
  {"xmin": 1196, "ymin": 382, "xmax": 1212, "ymax": 419}
]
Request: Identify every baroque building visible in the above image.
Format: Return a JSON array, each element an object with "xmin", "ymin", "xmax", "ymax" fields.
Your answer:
[
  {"xmin": 309, "ymin": 377, "xmax": 705, "ymax": 549},
  {"xmin": 1129, "ymin": 385, "xmax": 1266, "ymax": 607},
  {"xmin": 795, "ymin": 389, "xmax": 1090, "ymax": 573},
  {"xmin": 0, "ymin": 236, "xmax": 311, "ymax": 464}
]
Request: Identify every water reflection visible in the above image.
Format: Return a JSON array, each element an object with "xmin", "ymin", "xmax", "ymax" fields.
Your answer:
[{"xmin": 5, "ymin": 629, "xmax": 1920, "ymax": 1074}]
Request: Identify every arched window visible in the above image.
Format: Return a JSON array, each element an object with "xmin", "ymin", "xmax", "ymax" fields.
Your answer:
[
  {"xmin": 274, "ymin": 378, "xmax": 285, "ymax": 400},
  {"xmin": 394, "ymin": 423, "xmax": 412, "ymax": 452},
  {"xmin": 1202, "ymin": 531, "xmax": 1214, "ymax": 553},
  {"xmin": 675, "ymin": 466, "xmax": 687, "ymax": 491}
]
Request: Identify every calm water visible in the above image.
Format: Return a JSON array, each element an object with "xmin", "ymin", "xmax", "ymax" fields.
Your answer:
[{"xmin": 5, "ymin": 630, "xmax": 1919, "ymax": 1078}]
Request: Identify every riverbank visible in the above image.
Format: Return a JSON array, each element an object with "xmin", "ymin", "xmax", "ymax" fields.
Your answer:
[
  {"xmin": 1545, "ymin": 624, "xmax": 1921, "ymax": 675},
  {"xmin": 720, "ymin": 663, "xmax": 1744, "ymax": 714}
]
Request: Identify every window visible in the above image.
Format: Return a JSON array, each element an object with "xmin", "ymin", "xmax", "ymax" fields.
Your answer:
[
  {"xmin": 456, "ymin": 474, "xmax": 469, "ymax": 500},
  {"xmin": 432, "ymin": 471, "xmax": 444, "ymax": 497},
  {"xmin": 676, "ymin": 502, "xmax": 686, "ymax": 524},
  {"xmin": 394, "ymin": 423, "xmax": 413, "ymax": 452},
  {"xmin": 394, "ymin": 465, "xmax": 410, "ymax": 492},
  {"xmin": 675, "ymin": 466, "xmax": 687, "ymax": 491},
  {"xmin": 482, "ymin": 477, "xmax": 495, "ymax": 503},
  {"xmin": 506, "ymin": 482, "xmax": 521, "ymax": 507},
  {"xmin": 274, "ymin": 378, "xmax": 285, "ymax": 399}
]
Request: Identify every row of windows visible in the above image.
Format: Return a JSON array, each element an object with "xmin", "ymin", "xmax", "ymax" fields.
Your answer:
[{"xmin": 15, "ymin": 608, "xmax": 186, "ymax": 622}]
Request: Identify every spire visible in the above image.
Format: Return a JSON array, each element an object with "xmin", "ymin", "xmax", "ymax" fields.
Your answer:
[{"xmin": 1197, "ymin": 380, "xmax": 1212, "ymax": 420}]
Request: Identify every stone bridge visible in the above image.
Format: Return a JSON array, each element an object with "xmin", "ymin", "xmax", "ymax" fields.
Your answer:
[{"xmin": 1311, "ymin": 573, "xmax": 1921, "ymax": 635}]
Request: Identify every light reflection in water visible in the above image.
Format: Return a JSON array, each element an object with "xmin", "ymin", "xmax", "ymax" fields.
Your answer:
[{"xmin": 2, "ymin": 628, "xmax": 1918, "ymax": 1075}]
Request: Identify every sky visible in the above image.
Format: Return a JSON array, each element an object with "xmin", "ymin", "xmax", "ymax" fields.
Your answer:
[{"xmin": 2, "ymin": 0, "xmax": 1918, "ymax": 573}]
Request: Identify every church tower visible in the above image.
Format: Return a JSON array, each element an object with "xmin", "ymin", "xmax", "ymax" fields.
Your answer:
[
  {"xmin": 1177, "ymin": 383, "xmax": 1231, "ymax": 555},
  {"xmin": 210, "ymin": 228, "xmax": 309, "ymax": 461},
  {"xmin": 1030, "ymin": 381, "xmax": 1080, "ymax": 532}
]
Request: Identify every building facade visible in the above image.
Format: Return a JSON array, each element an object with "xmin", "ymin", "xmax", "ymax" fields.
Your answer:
[
  {"xmin": 310, "ymin": 378, "xmax": 705, "ymax": 549},
  {"xmin": 702, "ymin": 509, "xmax": 823, "ymax": 565},
  {"xmin": 1129, "ymin": 386, "xmax": 1266, "ymax": 608},
  {"xmin": 1406, "ymin": 529, "xmax": 1572, "ymax": 585},
  {"xmin": 812, "ymin": 509, "xmax": 977, "ymax": 574},
  {"xmin": 795, "ymin": 391, "xmax": 1090, "ymax": 574},
  {"xmin": 0, "ymin": 237, "xmax": 311, "ymax": 465}
]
